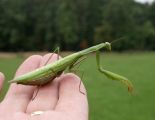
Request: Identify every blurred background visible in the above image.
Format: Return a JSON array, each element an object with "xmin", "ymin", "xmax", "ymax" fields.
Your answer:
[
  {"xmin": 0, "ymin": 0, "xmax": 155, "ymax": 51},
  {"xmin": 0, "ymin": 0, "xmax": 155, "ymax": 120}
]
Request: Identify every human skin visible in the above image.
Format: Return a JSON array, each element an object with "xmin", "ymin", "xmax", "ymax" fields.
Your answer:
[{"xmin": 0, "ymin": 53, "xmax": 88, "ymax": 120}]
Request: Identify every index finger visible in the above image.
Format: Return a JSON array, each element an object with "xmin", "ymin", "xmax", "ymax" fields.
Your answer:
[{"xmin": 1, "ymin": 55, "xmax": 42, "ymax": 112}]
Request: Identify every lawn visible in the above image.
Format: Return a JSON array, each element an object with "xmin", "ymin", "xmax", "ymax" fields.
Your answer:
[{"xmin": 0, "ymin": 52, "xmax": 155, "ymax": 120}]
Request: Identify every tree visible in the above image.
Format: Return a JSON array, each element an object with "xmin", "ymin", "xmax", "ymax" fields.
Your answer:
[
  {"xmin": 56, "ymin": 0, "xmax": 79, "ymax": 50},
  {"xmin": 97, "ymin": 0, "xmax": 137, "ymax": 50},
  {"xmin": 148, "ymin": 2, "xmax": 155, "ymax": 27}
]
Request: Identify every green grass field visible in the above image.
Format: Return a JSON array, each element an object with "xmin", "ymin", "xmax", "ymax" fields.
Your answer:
[{"xmin": 0, "ymin": 52, "xmax": 155, "ymax": 120}]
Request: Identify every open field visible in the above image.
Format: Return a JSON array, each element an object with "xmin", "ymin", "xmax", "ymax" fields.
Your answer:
[{"xmin": 0, "ymin": 52, "xmax": 155, "ymax": 120}]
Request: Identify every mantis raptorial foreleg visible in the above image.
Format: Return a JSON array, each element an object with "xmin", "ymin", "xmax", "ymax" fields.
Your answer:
[
  {"xmin": 32, "ymin": 47, "xmax": 60, "ymax": 100},
  {"xmin": 96, "ymin": 50, "xmax": 133, "ymax": 92}
]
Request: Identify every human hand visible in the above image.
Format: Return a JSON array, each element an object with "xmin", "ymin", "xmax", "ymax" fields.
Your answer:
[{"xmin": 0, "ymin": 53, "xmax": 88, "ymax": 120}]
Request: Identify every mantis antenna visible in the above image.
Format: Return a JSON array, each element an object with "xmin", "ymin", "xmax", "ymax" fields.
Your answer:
[{"xmin": 111, "ymin": 37, "xmax": 127, "ymax": 45}]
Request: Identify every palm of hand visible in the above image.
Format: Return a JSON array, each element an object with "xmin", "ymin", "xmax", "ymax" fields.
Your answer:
[{"xmin": 0, "ymin": 54, "xmax": 88, "ymax": 120}]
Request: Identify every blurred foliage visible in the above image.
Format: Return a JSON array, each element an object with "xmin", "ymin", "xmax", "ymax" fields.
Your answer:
[{"xmin": 0, "ymin": 0, "xmax": 155, "ymax": 51}]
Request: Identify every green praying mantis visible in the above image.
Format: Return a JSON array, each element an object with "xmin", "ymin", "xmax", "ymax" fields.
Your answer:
[{"xmin": 9, "ymin": 42, "xmax": 133, "ymax": 93}]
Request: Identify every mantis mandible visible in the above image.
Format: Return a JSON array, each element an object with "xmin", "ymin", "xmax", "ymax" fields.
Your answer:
[{"xmin": 9, "ymin": 42, "xmax": 133, "ymax": 92}]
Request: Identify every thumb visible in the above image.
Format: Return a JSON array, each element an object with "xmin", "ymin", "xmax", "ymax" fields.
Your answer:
[{"xmin": 0, "ymin": 72, "xmax": 5, "ymax": 91}]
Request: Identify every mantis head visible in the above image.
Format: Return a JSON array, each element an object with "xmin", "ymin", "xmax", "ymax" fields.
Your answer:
[{"xmin": 105, "ymin": 42, "xmax": 111, "ymax": 51}]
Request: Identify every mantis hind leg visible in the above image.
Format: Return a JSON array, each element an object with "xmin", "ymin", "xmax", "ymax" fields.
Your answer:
[
  {"xmin": 69, "ymin": 67, "xmax": 85, "ymax": 95},
  {"xmin": 44, "ymin": 47, "xmax": 60, "ymax": 65},
  {"xmin": 31, "ymin": 85, "xmax": 41, "ymax": 100},
  {"xmin": 68, "ymin": 57, "xmax": 87, "ymax": 95},
  {"xmin": 68, "ymin": 57, "xmax": 87, "ymax": 70},
  {"xmin": 32, "ymin": 47, "xmax": 60, "ymax": 101}
]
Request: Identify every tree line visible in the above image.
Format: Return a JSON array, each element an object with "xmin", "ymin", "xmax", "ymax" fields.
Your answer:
[{"xmin": 0, "ymin": 0, "xmax": 155, "ymax": 51}]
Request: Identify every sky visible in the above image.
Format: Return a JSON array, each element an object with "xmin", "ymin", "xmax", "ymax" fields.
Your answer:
[{"xmin": 135, "ymin": 0, "xmax": 154, "ymax": 4}]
